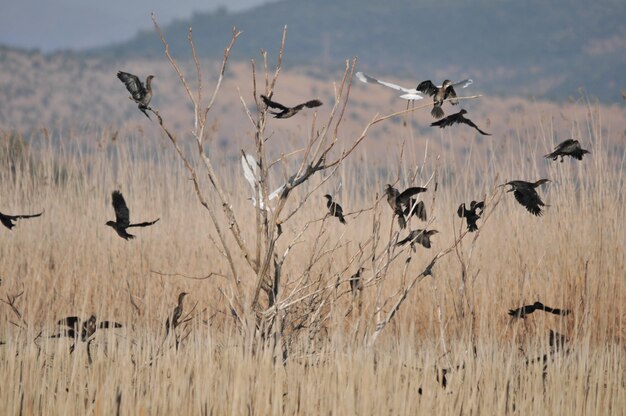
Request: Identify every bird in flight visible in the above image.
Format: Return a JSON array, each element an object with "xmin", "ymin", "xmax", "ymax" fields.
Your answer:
[
  {"xmin": 117, "ymin": 71, "xmax": 155, "ymax": 119},
  {"xmin": 430, "ymin": 109, "xmax": 491, "ymax": 135},
  {"xmin": 502, "ymin": 179, "xmax": 550, "ymax": 216},
  {"xmin": 324, "ymin": 194, "xmax": 347, "ymax": 224},
  {"xmin": 544, "ymin": 139, "xmax": 590, "ymax": 162},
  {"xmin": 106, "ymin": 191, "xmax": 159, "ymax": 240},
  {"xmin": 355, "ymin": 72, "xmax": 426, "ymax": 100},
  {"xmin": 457, "ymin": 200, "xmax": 485, "ymax": 232},
  {"xmin": 260, "ymin": 94, "xmax": 322, "ymax": 119},
  {"xmin": 53, "ymin": 315, "xmax": 122, "ymax": 342},
  {"xmin": 0, "ymin": 210, "xmax": 43, "ymax": 230},
  {"xmin": 385, "ymin": 184, "xmax": 427, "ymax": 229},
  {"xmin": 416, "ymin": 79, "xmax": 473, "ymax": 119},
  {"xmin": 396, "ymin": 229, "xmax": 439, "ymax": 250},
  {"xmin": 508, "ymin": 302, "xmax": 571, "ymax": 319}
]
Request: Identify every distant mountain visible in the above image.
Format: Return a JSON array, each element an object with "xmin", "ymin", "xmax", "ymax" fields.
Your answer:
[{"xmin": 91, "ymin": 0, "xmax": 626, "ymax": 102}]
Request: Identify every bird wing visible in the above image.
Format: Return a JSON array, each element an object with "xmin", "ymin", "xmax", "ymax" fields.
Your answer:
[
  {"xmin": 260, "ymin": 95, "xmax": 288, "ymax": 111},
  {"xmin": 57, "ymin": 316, "xmax": 81, "ymax": 329},
  {"xmin": 473, "ymin": 201, "xmax": 485, "ymax": 214},
  {"xmin": 117, "ymin": 71, "xmax": 146, "ymax": 102},
  {"xmin": 268, "ymin": 184, "xmax": 286, "ymax": 201},
  {"xmin": 449, "ymin": 79, "xmax": 473, "ymax": 89},
  {"xmin": 7, "ymin": 211, "xmax": 44, "ymax": 220},
  {"xmin": 397, "ymin": 187, "xmax": 427, "ymax": 204},
  {"xmin": 457, "ymin": 203, "xmax": 467, "ymax": 218},
  {"xmin": 241, "ymin": 153, "xmax": 259, "ymax": 192},
  {"xmin": 304, "ymin": 99, "xmax": 323, "ymax": 108},
  {"xmin": 98, "ymin": 321, "xmax": 123, "ymax": 329},
  {"xmin": 127, "ymin": 218, "xmax": 159, "ymax": 228},
  {"xmin": 513, "ymin": 189, "xmax": 545, "ymax": 216},
  {"xmin": 356, "ymin": 72, "xmax": 422, "ymax": 95},
  {"xmin": 554, "ymin": 139, "xmax": 577, "ymax": 152},
  {"xmin": 445, "ymin": 86, "xmax": 459, "ymax": 104},
  {"xmin": 459, "ymin": 115, "xmax": 491, "ymax": 135},
  {"xmin": 431, "ymin": 112, "xmax": 460, "ymax": 128},
  {"xmin": 416, "ymin": 80, "xmax": 438, "ymax": 96},
  {"xmin": 112, "ymin": 191, "xmax": 131, "ymax": 226}
]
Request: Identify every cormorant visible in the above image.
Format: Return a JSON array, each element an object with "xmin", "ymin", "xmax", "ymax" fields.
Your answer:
[
  {"xmin": 544, "ymin": 139, "xmax": 590, "ymax": 162},
  {"xmin": 260, "ymin": 94, "xmax": 322, "ymax": 119},
  {"xmin": 0, "ymin": 210, "xmax": 43, "ymax": 230},
  {"xmin": 117, "ymin": 71, "xmax": 154, "ymax": 119},
  {"xmin": 385, "ymin": 184, "xmax": 427, "ymax": 229},
  {"xmin": 430, "ymin": 109, "xmax": 491, "ymax": 135},
  {"xmin": 508, "ymin": 302, "xmax": 571, "ymax": 319},
  {"xmin": 416, "ymin": 79, "xmax": 473, "ymax": 119},
  {"xmin": 323, "ymin": 194, "xmax": 346, "ymax": 224},
  {"xmin": 457, "ymin": 200, "xmax": 485, "ymax": 232},
  {"xmin": 54, "ymin": 315, "xmax": 122, "ymax": 342},
  {"xmin": 165, "ymin": 292, "xmax": 188, "ymax": 337},
  {"xmin": 502, "ymin": 179, "xmax": 550, "ymax": 216},
  {"xmin": 106, "ymin": 191, "xmax": 159, "ymax": 240},
  {"xmin": 349, "ymin": 268, "xmax": 364, "ymax": 296},
  {"xmin": 396, "ymin": 229, "xmax": 438, "ymax": 250}
]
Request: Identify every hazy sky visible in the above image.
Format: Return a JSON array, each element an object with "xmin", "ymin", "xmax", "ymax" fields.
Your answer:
[{"xmin": 0, "ymin": 0, "xmax": 273, "ymax": 52}]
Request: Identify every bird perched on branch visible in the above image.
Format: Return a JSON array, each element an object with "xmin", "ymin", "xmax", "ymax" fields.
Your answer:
[
  {"xmin": 106, "ymin": 191, "xmax": 159, "ymax": 240},
  {"xmin": 324, "ymin": 194, "xmax": 347, "ymax": 224},
  {"xmin": 117, "ymin": 71, "xmax": 154, "ymax": 119},
  {"xmin": 355, "ymin": 72, "xmax": 426, "ymax": 100},
  {"xmin": 396, "ymin": 229, "xmax": 438, "ymax": 250},
  {"xmin": 0, "ymin": 210, "xmax": 43, "ymax": 230},
  {"xmin": 165, "ymin": 292, "xmax": 188, "ymax": 338},
  {"xmin": 430, "ymin": 109, "xmax": 491, "ymax": 135},
  {"xmin": 385, "ymin": 184, "xmax": 427, "ymax": 229},
  {"xmin": 508, "ymin": 302, "xmax": 571, "ymax": 319},
  {"xmin": 260, "ymin": 94, "xmax": 322, "ymax": 119},
  {"xmin": 416, "ymin": 79, "xmax": 473, "ymax": 119},
  {"xmin": 501, "ymin": 179, "xmax": 550, "ymax": 216},
  {"xmin": 544, "ymin": 139, "xmax": 590, "ymax": 162},
  {"xmin": 457, "ymin": 200, "xmax": 485, "ymax": 232},
  {"xmin": 349, "ymin": 268, "xmax": 364, "ymax": 296}
]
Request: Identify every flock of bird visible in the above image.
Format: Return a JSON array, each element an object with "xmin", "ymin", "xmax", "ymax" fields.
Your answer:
[{"xmin": 0, "ymin": 68, "xmax": 589, "ymax": 353}]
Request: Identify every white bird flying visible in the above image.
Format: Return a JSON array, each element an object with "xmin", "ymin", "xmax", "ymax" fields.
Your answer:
[
  {"xmin": 241, "ymin": 152, "xmax": 285, "ymax": 211},
  {"xmin": 356, "ymin": 72, "xmax": 473, "ymax": 101}
]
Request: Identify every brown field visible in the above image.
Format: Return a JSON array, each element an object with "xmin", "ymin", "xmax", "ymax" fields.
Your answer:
[{"xmin": 1, "ymin": 38, "xmax": 625, "ymax": 414}]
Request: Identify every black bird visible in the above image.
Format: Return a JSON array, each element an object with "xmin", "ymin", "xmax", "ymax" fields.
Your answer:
[
  {"xmin": 508, "ymin": 302, "xmax": 571, "ymax": 319},
  {"xmin": 403, "ymin": 198, "xmax": 427, "ymax": 222},
  {"xmin": 502, "ymin": 179, "xmax": 550, "ymax": 216},
  {"xmin": 323, "ymin": 194, "xmax": 347, "ymax": 224},
  {"xmin": 0, "ymin": 210, "xmax": 43, "ymax": 230},
  {"xmin": 165, "ymin": 292, "xmax": 188, "ymax": 338},
  {"xmin": 117, "ymin": 71, "xmax": 154, "ymax": 119},
  {"xmin": 396, "ymin": 229, "xmax": 439, "ymax": 250},
  {"xmin": 457, "ymin": 200, "xmax": 485, "ymax": 232},
  {"xmin": 260, "ymin": 94, "xmax": 322, "ymax": 119},
  {"xmin": 544, "ymin": 139, "xmax": 590, "ymax": 162},
  {"xmin": 349, "ymin": 268, "xmax": 364, "ymax": 296},
  {"xmin": 106, "ymin": 191, "xmax": 159, "ymax": 240},
  {"xmin": 417, "ymin": 80, "xmax": 461, "ymax": 119},
  {"xmin": 385, "ymin": 184, "xmax": 427, "ymax": 229},
  {"xmin": 430, "ymin": 109, "xmax": 491, "ymax": 135},
  {"xmin": 54, "ymin": 315, "xmax": 122, "ymax": 342}
]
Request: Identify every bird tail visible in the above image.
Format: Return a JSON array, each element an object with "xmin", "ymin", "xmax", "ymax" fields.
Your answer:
[
  {"xmin": 544, "ymin": 151, "xmax": 558, "ymax": 160},
  {"xmin": 339, "ymin": 215, "xmax": 347, "ymax": 225},
  {"xmin": 139, "ymin": 106, "xmax": 152, "ymax": 120},
  {"xmin": 431, "ymin": 106, "xmax": 444, "ymax": 119},
  {"xmin": 467, "ymin": 222, "xmax": 478, "ymax": 232},
  {"xmin": 397, "ymin": 214, "xmax": 406, "ymax": 229}
]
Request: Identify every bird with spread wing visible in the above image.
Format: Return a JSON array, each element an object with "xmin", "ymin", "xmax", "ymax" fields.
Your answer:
[
  {"xmin": 431, "ymin": 109, "xmax": 491, "ymax": 135},
  {"xmin": 106, "ymin": 191, "xmax": 159, "ymax": 240},
  {"xmin": 117, "ymin": 71, "xmax": 154, "ymax": 119},
  {"xmin": 260, "ymin": 94, "xmax": 322, "ymax": 118},
  {"xmin": 0, "ymin": 210, "xmax": 43, "ymax": 230}
]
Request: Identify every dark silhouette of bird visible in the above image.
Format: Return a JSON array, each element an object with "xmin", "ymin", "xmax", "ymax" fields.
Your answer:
[
  {"xmin": 403, "ymin": 198, "xmax": 427, "ymax": 222},
  {"xmin": 385, "ymin": 184, "xmax": 427, "ymax": 229},
  {"xmin": 508, "ymin": 302, "xmax": 571, "ymax": 319},
  {"xmin": 430, "ymin": 109, "xmax": 491, "ymax": 135},
  {"xmin": 396, "ymin": 229, "xmax": 439, "ymax": 250},
  {"xmin": 165, "ymin": 292, "xmax": 188, "ymax": 338},
  {"xmin": 349, "ymin": 268, "xmax": 364, "ymax": 296},
  {"xmin": 502, "ymin": 179, "xmax": 550, "ymax": 216},
  {"xmin": 323, "ymin": 194, "xmax": 347, "ymax": 224},
  {"xmin": 260, "ymin": 94, "xmax": 322, "ymax": 119},
  {"xmin": 106, "ymin": 191, "xmax": 159, "ymax": 240},
  {"xmin": 53, "ymin": 315, "xmax": 122, "ymax": 342},
  {"xmin": 416, "ymin": 79, "xmax": 472, "ymax": 119},
  {"xmin": 0, "ymin": 210, "xmax": 43, "ymax": 230},
  {"xmin": 544, "ymin": 139, "xmax": 590, "ymax": 162},
  {"xmin": 457, "ymin": 200, "xmax": 485, "ymax": 232},
  {"xmin": 117, "ymin": 71, "xmax": 154, "ymax": 119}
]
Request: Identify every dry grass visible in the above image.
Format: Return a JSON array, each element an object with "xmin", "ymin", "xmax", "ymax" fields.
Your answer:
[{"xmin": 0, "ymin": 94, "xmax": 624, "ymax": 414}]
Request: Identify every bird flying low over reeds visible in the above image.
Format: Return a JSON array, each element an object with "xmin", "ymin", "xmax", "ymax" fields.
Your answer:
[
  {"xmin": 508, "ymin": 302, "xmax": 571, "ymax": 319},
  {"xmin": 0, "ymin": 210, "xmax": 43, "ymax": 230},
  {"xmin": 501, "ymin": 179, "xmax": 550, "ymax": 216},
  {"xmin": 430, "ymin": 109, "xmax": 491, "ymax": 135},
  {"xmin": 416, "ymin": 79, "xmax": 473, "ymax": 119},
  {"xmin": 106, "ymin": 191, "xmax": 159, "ymax": 240},
  {"xmin": 53, "ymin": 315, "xmax": 122, "ymax": 342},
  {"xmin": 544, "ymin": 139, "xmax": 590, "ymax": 162},
  {"xmin": 260, "ymin": 94, "xmax": 322, "ymax": 118},
  {"xmin": 396, "ymin": 229, "xmax": 439, "ymax": 250},
  {"xmin": 117, "ymin": 71, "xmax": 154, "ymax": 119}
]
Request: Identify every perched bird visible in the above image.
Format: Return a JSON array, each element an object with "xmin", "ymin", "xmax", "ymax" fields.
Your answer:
[
  {"xmin": 544, "ymin": 139, "xmax": 590, "ymax": 162},
  {"xmin": 355, "ymin": 72, "xmax": 425, "ymax": 100},
  {"xmin": 502, "ymin": 179, "xmax": 550, "ymax": 216},
  {"xmin": 117, "ymin": 71, "xmax": 154, "ymax": 119},
  {"xmin": 165, "ymin": 292, "xmax": 188, "ymax": 338},
  {"xmin": 323, "ymin": 194, "xmax": 347, "ymax": 224},
  {"xmin": 416, "ymin": 79, "xmax": 473, "ymax": 119},
  {"xmin": 106, "ymin": 191, "xmax": 159, "ymax": 240},
  {"xmin": 457, "ymin": 200, "xmax": 485, "ymax": 232},
  {"xmin": 508, "ymin": 302, "xmax": 571, "ymax": 319},
  {"xmin": 403, "ymin": 198, "xmax": 427, "ymax": 222},
  {"xmin": 349, "ymin": 268, "xmax": 364, "ymax": 296},
  {"xmin": 0, "ymin": 210, "xmax": 43, "ymax": 230},
  {"xmin": 430, "ymin": 109, "xmax": 491, "ymax": 135},
  {"xmin": 54, "ymin": 315, "xmax": 122, "ymax": 342},
  {"xmin": 241, "ymin": 152, "xmax": 285, "ymax": 211},
  {"xmin": 385, "ymin": 184, "xmax": 427, "ymax": 229},
  {"xmin": 396, "ymin": 229, "xmax": 439, "ymax": 250},
  {"xmin": 260, "ymin": 94, "xmax": 322, "ymax": 119}
]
